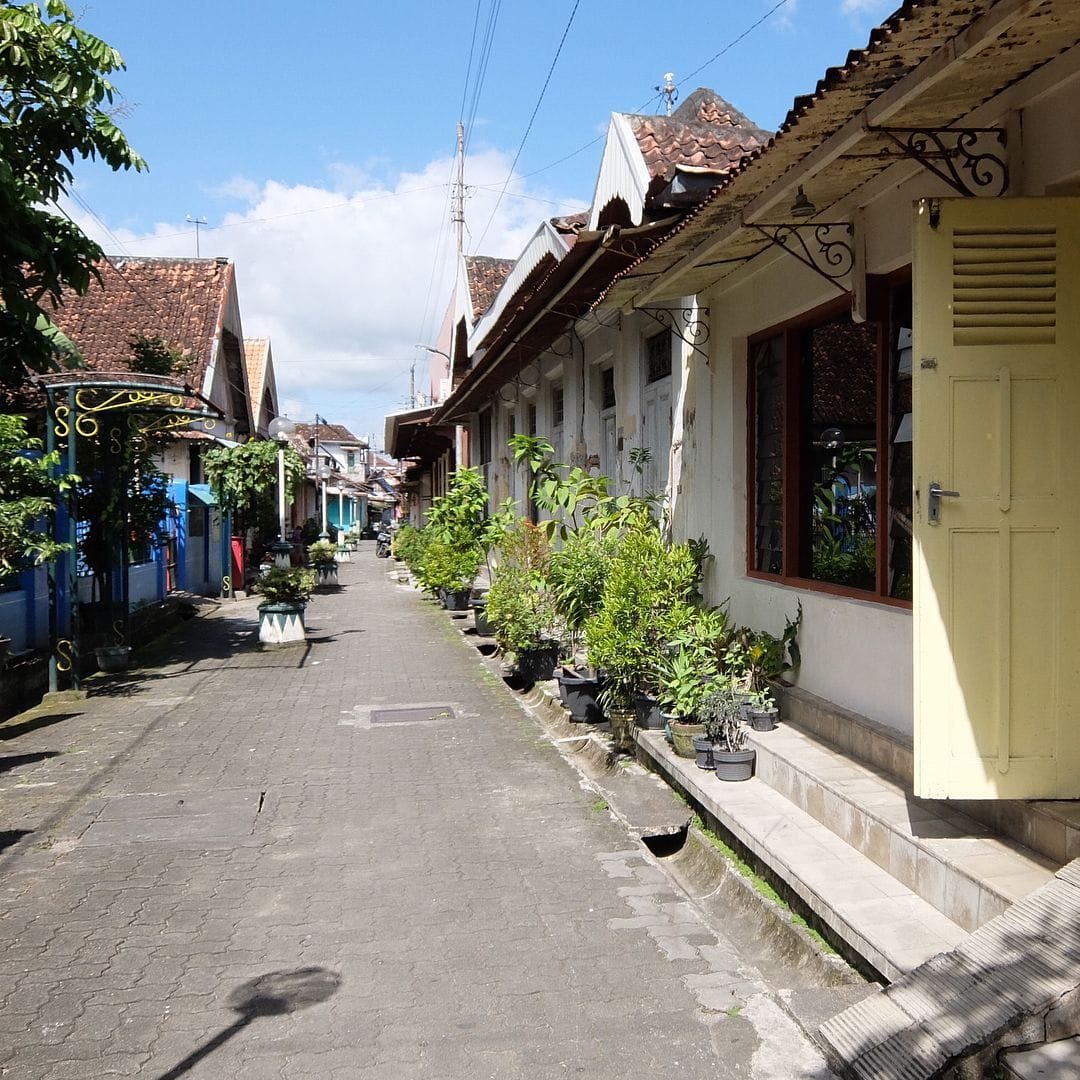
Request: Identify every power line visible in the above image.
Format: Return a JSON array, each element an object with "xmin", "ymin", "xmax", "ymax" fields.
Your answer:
[{"xmin": 472, "ymin": 0, "xmax": 581, "ymax": 253}]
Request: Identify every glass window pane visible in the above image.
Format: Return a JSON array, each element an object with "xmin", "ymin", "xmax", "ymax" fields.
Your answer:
[
  {"xmin": 804, "ymin": 318, "xmax": 878, "ymax": 591},
  {"xmin": 889, "ymin": 285, "xmax": 913, "ymax": 600},
  {"xmin": 753, "ymin": 334, "xmax": 785, "ymax": 574}
]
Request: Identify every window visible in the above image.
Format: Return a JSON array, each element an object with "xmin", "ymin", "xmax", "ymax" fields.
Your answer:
[
  {"xmin": 748, "ymin": 283, "xmax": 912, "ymax": 602},
  {"xmin": 645, "ymin": 331, "xmax": 672, "ymax": 383},
  {"xmin": 346, "ymin": 451, "xmax": 356, "ymax": 470},
  {"xmin": 477, "ymin": 409, "xmax": 492, "ymax": 466},
  {"xmin": 551, "ymin": 382, "xmax": 564, "ymax": 427},
  {"xmin": 600, "ymin": 366, "xmax": 616, "ymax": 410}
]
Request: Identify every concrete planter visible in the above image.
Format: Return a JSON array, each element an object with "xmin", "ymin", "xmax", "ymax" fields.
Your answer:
[
  {"xmin": 94, "ymin": 644, "xmax": 131, "ymax": 672},
  {"xmin": 314, "ymin": 563, "xmax": 339, "ymax": 589},
  {"xmin": 258, "ymin": 601, "xmax": 307, "ymax": 645}
]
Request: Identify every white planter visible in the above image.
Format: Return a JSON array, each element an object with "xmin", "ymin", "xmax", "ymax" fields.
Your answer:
[
  {"xmin": 258, "ymin": 602, "xmax": 307, "ymax": 644},
  {"xmin": 315, "ymin": 563, "xmax": 339, "ymax": 588}
]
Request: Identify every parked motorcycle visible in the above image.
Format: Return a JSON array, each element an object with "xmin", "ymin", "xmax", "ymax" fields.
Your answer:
[{"xmin": 375, "ymin": 524, "xmax": 393, "ymax": 558}]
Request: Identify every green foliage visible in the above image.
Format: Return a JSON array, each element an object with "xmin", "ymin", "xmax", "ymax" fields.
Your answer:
[
  {"xmin": 729, "ymin": 603, "xmax": 802, "ymax": 692},
  {"xmin": 584, "ymin": 519, "xmax": 700, "ymax": 700},
  {"xmin": 306, "ymin": 538, "xmax": 337, "ymax": 566},
  {"xmin": 425, "ymin": 467, "xmax": 490, "ymax": 546},
  {"xmin": 74, "ymin": 420, "xmax": 169, "ymax": 600},
  {"xmin": 485, "ymin": 520, "xmax": 560, "ymax": 653},
  {"xmin": 203, "ymin": 439, "xmax": 304, "ymax": 532},
  {"xmin": 656, "ymin": 646, "xmax": 718, "ymax": 721},
  {"xmin": 255, "ymin": 566, "xmax": 315, "ymax": 605},
  {"xmin": 698, "ymin": 686, "xmax": 747, "ymax": 753},
  {"xmin": 416, "ymin": 537, "xmax": 483, "ymax": 596},
  {"xmin": 391, "ymin": 522, "xmax": 426, "ymax": 569},
  {"xmin": 0, "ymin": 413, "xmax": 73, "ymax": 577},
  {"xmin": 547, "ymin": 527, "xmax": 618, "ymax": 635},
  {"xmin": 128, "ymin": 335, "xmax": 190, "ymax": 378},
  {"xmin": 0, "ymin": 0, "xmax": 146, "ymax": 387}
]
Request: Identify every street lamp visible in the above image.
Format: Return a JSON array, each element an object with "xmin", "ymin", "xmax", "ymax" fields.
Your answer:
[{"xmin": 268, "ymin": 415, "xmax": 296, "ymax": 568}]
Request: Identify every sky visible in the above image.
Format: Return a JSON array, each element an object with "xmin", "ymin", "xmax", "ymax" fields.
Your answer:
[{"xmin": 64, "ymin": 0, "xmax": 895, "ymax": 450}]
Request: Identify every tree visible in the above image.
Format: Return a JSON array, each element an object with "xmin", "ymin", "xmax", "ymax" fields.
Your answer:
[
  {"xmin": 0, "ymin": 412, "xmax": 72, "ymax": 580},
  {"xmin": 0, "ymin": 1, "xmax": 146, "ymax": 388},
  {"xmin": 203, "ymin": 439, "xmax": 305, "ymax": 538}
]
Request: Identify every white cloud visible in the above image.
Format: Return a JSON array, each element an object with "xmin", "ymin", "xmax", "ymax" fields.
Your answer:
[
  {"xmin": 65, "ymin": 151, "xmax": 585, "ymax": 450},
  {"xmin": 840, "ymin": 0, "xmax": 890, "ymax": 15}
]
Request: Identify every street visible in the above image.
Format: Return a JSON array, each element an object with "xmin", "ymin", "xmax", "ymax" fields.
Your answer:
[{"xmin": 0, "ymin": 549, "xmax": 843, "ymax": 1079}]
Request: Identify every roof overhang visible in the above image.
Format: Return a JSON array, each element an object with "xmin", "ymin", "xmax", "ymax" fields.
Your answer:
[
  {"xmin": 434, "ymin": 216, "xmax": 679, "ymax": 425},
  {"xmin": 384, "ymin": 406, "xmax": 454, "ymax": 465},
  {"xmin": 601, "ymin": 0, "xmax": 1080, "ymax": 310}
]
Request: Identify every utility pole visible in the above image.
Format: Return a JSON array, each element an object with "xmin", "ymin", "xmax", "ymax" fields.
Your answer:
[
  {"xmin": 451, "ymin": 121, "xmax": 465, "ymax": 256},
  {"xmin": 186, "ymin": 215, "xmax": 207, "ymax": 257}
]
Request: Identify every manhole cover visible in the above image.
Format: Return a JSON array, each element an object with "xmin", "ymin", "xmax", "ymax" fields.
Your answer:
[
  {"xmin": 370, "ymin": 705, "xmax": 455, "ymax": 724},
  {"xmin": 81, "ymin": 789, "xmax": 265, "ymax": 846}
]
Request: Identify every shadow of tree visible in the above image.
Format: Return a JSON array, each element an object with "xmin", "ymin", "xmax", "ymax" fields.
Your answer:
[
  {"xmin": 0, "ymin": 712, "xmax": 82, "ymax": 741},
  {"xmin": 0, "ymin": 750, "xmax": 60, "ymax": 775},
  {"xmin": 0, "ymin": 829, "xmax": 31, "ymax": 853}
]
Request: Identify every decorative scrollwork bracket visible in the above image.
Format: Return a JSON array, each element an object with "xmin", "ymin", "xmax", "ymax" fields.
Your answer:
[
  {"xmin": 749, "ymin": 222, "xmax": 854, "ymax": 292},
  {"xmin": 637, "ymin": 307, "xmax": 710, "ymax": 362},
  {"xmin": 869, "ymin": 126, "xmax": 1008, "ymax": 197}
]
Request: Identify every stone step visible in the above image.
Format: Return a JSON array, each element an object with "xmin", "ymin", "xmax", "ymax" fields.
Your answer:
[
  {"xmin": 819, "ymin": 862, "xmax": 1080, "ymax": 1079},
  {"xmin": 635, "ymin": 730, "xmax": 968, "ymax": 981},
  {"xmin": 748, "ymin": 720, "xmax": 1057, "ymax": 932}
]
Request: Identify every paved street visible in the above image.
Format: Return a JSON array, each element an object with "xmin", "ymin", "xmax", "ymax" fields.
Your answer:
[{"xmin": 0, "ymin": 548, "xmax": 840, "ymax": 1079}]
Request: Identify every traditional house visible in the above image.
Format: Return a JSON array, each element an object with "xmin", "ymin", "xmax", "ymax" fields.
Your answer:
[{"xmin": 421, "ymin": 1, "xmax": 1080, "ymax": 1059}]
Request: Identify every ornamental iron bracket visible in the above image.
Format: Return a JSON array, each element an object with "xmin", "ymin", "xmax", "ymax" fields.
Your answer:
[
  {"xmin": 868, "ymin": 126, "xmax": 1008, "ymax": 197},
  {"xmin": 636, "ymin": 306, "xmax": 710, "ymax": 361},
  {"xmin": 749, "ymin": 222, "xmax": 854, "ymax": 293}
]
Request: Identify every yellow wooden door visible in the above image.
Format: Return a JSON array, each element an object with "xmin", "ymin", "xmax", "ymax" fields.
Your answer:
[{"xmin": 913, "ymin": 196, "xmax": 1080, "ymax": 799}]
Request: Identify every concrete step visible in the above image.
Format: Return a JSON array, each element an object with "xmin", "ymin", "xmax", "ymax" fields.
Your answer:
[
  {"xmin": 748, "ymin": 720, "xmax": 1057, "ymax": 932},
  {"xmin": 635, "ymin": 730, "xmax": 968, "ymax": 982},
  {"xmin": 819, "ymin": 861, "xmax": 1080, "ymax": 1079}
]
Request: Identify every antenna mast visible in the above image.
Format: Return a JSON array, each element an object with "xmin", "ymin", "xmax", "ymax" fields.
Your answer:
[
  {"xmin": 657, "ymin": 73, "xmax": 677, "ymax": 116},
  {"xmin": 451, "ymin": 121, "xmax": 465, "ymax": 255}
]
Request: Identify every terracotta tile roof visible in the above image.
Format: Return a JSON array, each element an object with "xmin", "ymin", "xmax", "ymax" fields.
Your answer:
[
  {"xmin": 243, "ymin": 337, "xmax": 270, "ymax": 398},
  {"xmin": 626, "ymin": 88, "xmax": 772, "ymax": 189},
  {"xmin": 46, "ymin": 257, "xmax": 236, "ymax": 391},
  {"xmin": 295, "ymin": 421, "xmax": 361, "ymax": 444},
  {"xmin": 463, "ymin": 257, "xmax": 514, "ymax": 321}
]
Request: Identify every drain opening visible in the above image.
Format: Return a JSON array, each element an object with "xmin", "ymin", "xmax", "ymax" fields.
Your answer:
[
  {"xmin": 641, "ymin": 825, "xmax": 689, "ymax": 859},
  {"xmin": 370, "ymin": 706, "xmax": 455, "ymax": 724}
]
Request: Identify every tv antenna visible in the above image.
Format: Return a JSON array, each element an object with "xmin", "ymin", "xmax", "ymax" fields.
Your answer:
[{"xmin": 186, "ymin": 215, "xmax": 208, "ymax": 257}]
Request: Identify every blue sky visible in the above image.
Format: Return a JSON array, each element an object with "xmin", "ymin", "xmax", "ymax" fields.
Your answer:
[{"xmin": 67, "ymin": 0, "xmax": 894, "ymax": 448}]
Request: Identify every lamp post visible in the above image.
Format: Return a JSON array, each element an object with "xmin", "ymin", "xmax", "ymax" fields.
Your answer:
[{"xmin": 267, "ymin": 415, "xmax": 296, "ymax": 568}]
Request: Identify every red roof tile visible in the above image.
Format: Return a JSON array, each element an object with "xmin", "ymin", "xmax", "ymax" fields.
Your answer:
[
  {"xmin": 627, "ymin": 88, "xmax": 772, "ymax": 187},
  {"xmin": 46, "ymin": 256, "xmax": 236, "ymax": 390},
  {"xmin": 464, "ymin": 256, "xmax": 514, "ymax": 321},
  {"xmin": 295, "ymin": 421, "xmax": 361, "ymax": 444}
]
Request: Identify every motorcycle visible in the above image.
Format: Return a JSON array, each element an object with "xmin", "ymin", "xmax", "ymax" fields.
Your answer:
[{"xmin": 375, "ymin": 523, "xmax": 393, "ymax": 558}]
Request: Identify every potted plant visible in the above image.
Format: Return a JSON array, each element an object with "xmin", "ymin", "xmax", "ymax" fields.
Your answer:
[
  {"xmin": 307, "ymin": 538, "xmax": 339, "ymax": 588},
  {"xmin": 745, "ymin": 687, "xmax": 779, "ymax": 731},
  {"xmin": 94, "ymin": 641, "xmax": 131, "ymax": 672},
  {"xmin": 701, "ymin": 685, "xmax": 756, "ymax": 781},
  {"xmin": 255, "ymin": 566, "xmax": 316, "ymax": 645},
  {"xmin": 486, "ymin": 521, "xmax": 561, "ymax": 683}
]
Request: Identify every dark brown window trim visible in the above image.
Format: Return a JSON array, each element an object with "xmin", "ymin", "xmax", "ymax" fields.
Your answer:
[{"xmin": 745, "ymin": 284, "xmax": 913, "ymax": 610}]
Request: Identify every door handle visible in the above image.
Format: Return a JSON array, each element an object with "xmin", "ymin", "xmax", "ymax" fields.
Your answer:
[{"xmin": 927, "ymin": 482, "xmax": 960, "ymax": 525}]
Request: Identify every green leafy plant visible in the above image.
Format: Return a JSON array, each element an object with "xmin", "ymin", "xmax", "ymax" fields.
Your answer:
[
  {"xmin": 656, "ymin": 646, "xmax": 718, "ymax": 721},
  {"xmin": 391, "ymin": 522, "xmax": 427, "ymax": 569},
  {"xmin": 128, "ymin": 335, "xmax": 190, "ymax": 378},
  {"xmin": 203, "ymin": 439, "xmax": 304, "ymax": 538},
  {"xmin": 699, "ymin": 686, "xmax": 747, "ymax": 753},
  {"xmin": 306, "ymin": 539, "xmax": 338, "ymax": 566},
  {"xmin": 485, "ymin": 520, "xmax": 560, "ymax": 654},
  {"xmin": 0, "ymin": 414, "xmax": 74, "ymax": 580},
  {"xmin": 254, "ymin": 567, "xmax": 315, "ymax": 605},
  {"xmin": 0, "ymin": 0, "xmax": 147, "ymax": 389},
  {"xmin": 416, "ymin": 537, "xmax": 483, "ymax": 596},
  {"xmin": 732, "ymin": 603, "xmax": 802, "ymax": 692},
  {"xmin": 547, "ymin": 527, "xmax": 618, "ymax": 653},
  {"xmin": 584, "ymin": 515, "xmax": 700, "ymax": 702}
]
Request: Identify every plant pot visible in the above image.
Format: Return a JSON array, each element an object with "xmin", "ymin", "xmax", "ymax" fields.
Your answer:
[
  {"xmin": 747, "ymin": 708, "xmax": 779, "ymax": 732},
  {"xmin": 443, "ymin": 588, "xmax": 472, "ymax": 611},
  {"xmin": 515, "ymin": 641, "xmax": 560, "ymax": 684},
  {"xmin": 0, "ymin": 635, "xmax": 10, "ymax": 663},
  {"xmin": 691, "ymin": 733, "xmax": 717, "ymax": 770},
  {"xmin": 314, "ymin": 563, "xmax": 339, "ymax": 588},
  {"xmin": 714, "ymin": 748, "xmax": 756, "ymax": 782},
  {"xmin": 556, "ymin": 669, "xmax": 604, "ymax": 723},
  {"xmin": 258, "ymin": 601, "xmax": 307, "ymax": 645},
  {"xmin": 633, "ymin": 692, "xmax": 663, "ymax": 729},
  {"xmin": 471, "ymin": 598, "xmax": 493, "ymax": 636},
  {"xmin": 606, "ymin": 706, "xmax": 636, "ymax": 753},
  {"xmin": 669, "ymin": 720, "xmax": 705, "ymax": 759},
  {"xmin": 94, "ymin": 644, "xmax": 131, "ymax": 672}
]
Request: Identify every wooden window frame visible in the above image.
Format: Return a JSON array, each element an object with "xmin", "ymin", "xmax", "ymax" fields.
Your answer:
[{"xmin": 745, "ymin": 281, "xmax": 912, "ymax": 609}]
